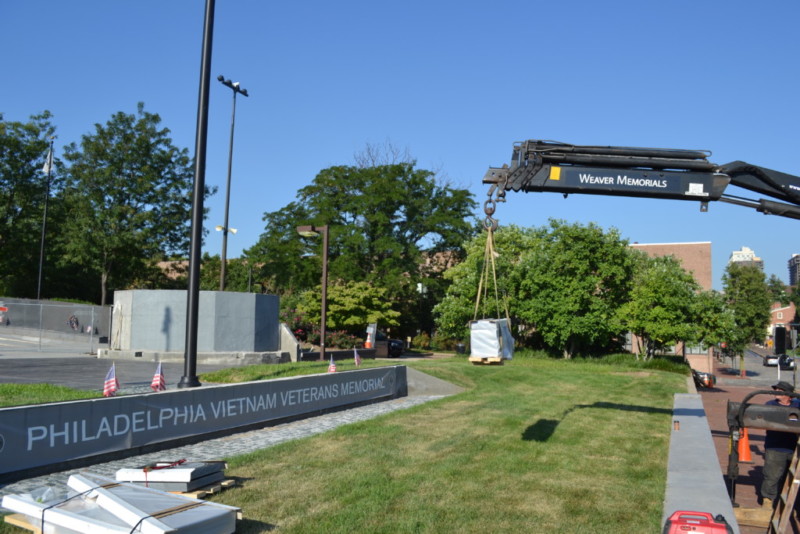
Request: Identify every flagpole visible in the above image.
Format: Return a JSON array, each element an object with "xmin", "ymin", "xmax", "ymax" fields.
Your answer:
[{"xmin": 37, "ymin": 137, "xmax": 54, "ymax": 301}]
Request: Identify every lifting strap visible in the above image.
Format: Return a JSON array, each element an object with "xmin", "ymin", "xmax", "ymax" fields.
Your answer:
[{"xmin": 473, "ymin": 226, "xmax": 510, "ymax": 323}]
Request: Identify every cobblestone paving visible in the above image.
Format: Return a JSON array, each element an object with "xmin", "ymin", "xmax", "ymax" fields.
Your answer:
[{"xmin": 0, "ymin": 395, "xmax": 443, "ymax": 498}]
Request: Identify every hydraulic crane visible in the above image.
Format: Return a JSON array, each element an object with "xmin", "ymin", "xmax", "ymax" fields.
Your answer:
[{"xmin": 482, "ymin": 139, "xmax": 800, "ymax": 228}]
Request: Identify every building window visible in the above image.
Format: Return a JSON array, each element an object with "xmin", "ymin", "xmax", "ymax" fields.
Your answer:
[
  {"xmin": 684, "ymin": 343, "xmax": 706, "ymax": 354},
  {"xmin": 778, "ymin": 312, "xmax": 784, "ymax": 320}
]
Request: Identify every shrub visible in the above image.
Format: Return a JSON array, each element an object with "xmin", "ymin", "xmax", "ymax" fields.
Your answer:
[
  {"xmin": 412, "ymin": 332, "xmax": 431, "ymax": 350},
  {"xmin": 432, "ymin": 333, "xmax": 461, "ymax": 351},
  {"xmin": 327, "ymin": 330, "xmax": 362, "ymax": 349}
]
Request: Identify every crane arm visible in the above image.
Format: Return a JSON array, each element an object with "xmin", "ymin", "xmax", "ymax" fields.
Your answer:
[{"xmin": 483, "ymin": 140, "xmax": 800, "ymax": 221}]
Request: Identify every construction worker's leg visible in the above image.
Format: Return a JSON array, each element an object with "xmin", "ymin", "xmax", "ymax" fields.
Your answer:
[{"xmin": 762, "ymin": 449, "xmax": 792, "ymax": 504}]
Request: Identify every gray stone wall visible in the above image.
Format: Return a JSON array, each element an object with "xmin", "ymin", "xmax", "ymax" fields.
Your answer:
[{"xmin": 112, "ymin": 290, "xmax": 279, "ymax": 353}]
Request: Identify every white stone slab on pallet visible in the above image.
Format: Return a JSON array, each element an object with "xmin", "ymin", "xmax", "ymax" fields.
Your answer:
[
  {"xmin": 69, "ymin": 473, "xmax": 239, "ymax": 534},
  {"xmin": 0, "ymin": 472, "xmax": 240, "ymax": 534}
]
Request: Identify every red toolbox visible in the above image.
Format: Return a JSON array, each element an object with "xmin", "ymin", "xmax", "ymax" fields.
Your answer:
[{"xmin": 663, "ymin": 511, "xmax": 734, "ymax": 533}]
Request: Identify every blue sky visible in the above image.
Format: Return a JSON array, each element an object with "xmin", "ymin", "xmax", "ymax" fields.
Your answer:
[{"xmin": 2, "ymin": 1, "xmax": 798, "ymax": 290}]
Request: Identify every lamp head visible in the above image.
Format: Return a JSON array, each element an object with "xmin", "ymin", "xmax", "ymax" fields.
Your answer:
[{"xmin": 296, "ymin": 225, "xmax": 318, "ymax": 237}]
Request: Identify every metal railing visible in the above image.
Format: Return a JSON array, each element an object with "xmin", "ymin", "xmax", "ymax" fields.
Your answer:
[{"xmin": 0, "ymin": 298, "xmax": 111, "ymax": 354}]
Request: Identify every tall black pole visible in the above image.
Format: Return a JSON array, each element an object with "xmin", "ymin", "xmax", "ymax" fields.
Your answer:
[
  {"xmin": 180, "ymin": 0, "xmax": 216, "ymax": 389},
  {"xmin": 296, "ymin": 225, "xmax": 329, "ymax": 362},
  {"xmin": 36, "ymin": 138, "xmax": 54, "ymax": 301},
  {"xmin": 320, "ymin": 225, "xmax": 329, "ymax": 362},
  {"xmin": 219, "ymin": 90, "xmax": 236, "ymax": 291},
  {"xmin": 217, "ymin": 75, "xmax": 248, "ymax": 291}
]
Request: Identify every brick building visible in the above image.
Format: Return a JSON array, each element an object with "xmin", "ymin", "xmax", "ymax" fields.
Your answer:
[
  {"xmin": 630, "ymin": 242, "xmax": 712, "ymax": 291},
  {"xmin": 628, "ymin": 241, "xmax": 714, "ymax": 372}
]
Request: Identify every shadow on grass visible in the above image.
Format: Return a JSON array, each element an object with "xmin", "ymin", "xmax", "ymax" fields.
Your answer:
[
  {"xmin": 236, "ymin": 518, "xmax": 279, "ymax": 532},
  {"xmin": 521, "ymin": 402, "xmax": 672, "ymax": 442},
  {"xmin": 522, "ymin": 419, "xmax": 560, "ymax": 442}
]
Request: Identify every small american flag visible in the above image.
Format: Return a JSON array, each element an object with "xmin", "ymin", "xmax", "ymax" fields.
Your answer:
[
  {"xmin": 354, "ymin": 347, "xmax": 362, "ymax": 366},
  {"xmin": 150, "ymin": 362, "xmax": 166, "ymax": 392},
  {"xmin": 103, "ymin": 363, "xmax": 120, "ymax": 397},
  {"xmin": 327, "ymin": 355, "xmax": 337, "ymax": 373}
]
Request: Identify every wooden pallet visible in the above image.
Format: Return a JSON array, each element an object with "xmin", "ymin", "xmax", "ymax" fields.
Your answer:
[
  {"xmin": 468, "ymin": 356, "xmax": 504, "ymax": 365},
  {"xmin": 170, "ymin": 478, "xmax": 237, "ymax": 499},
  {"xmin": 734, "ymin": 507, "xmax": 771, "ymax": 528},
  {"xmin": 4, "ymin": 513, "xmax": 41, "ymax": 533}
]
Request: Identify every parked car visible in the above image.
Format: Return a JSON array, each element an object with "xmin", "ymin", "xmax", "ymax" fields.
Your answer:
[
  {"xmin": 764, "ymin": 354, "xmax": 780, "ymax": 367},
  {"xmin": 778, "ymin": 354, "xmax": 796, "ymax": 370},
  {"xmin": 374, "ymin": 331, "xmax": 404, "ymax": 358}
]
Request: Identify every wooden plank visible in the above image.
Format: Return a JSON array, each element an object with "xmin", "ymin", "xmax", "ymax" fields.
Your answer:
[
  {"xmin": 468, "ymin": 356, "xmax": 504, "ymax": 366},
  {"xmin": 171, "ymin": 479, "xmax": 236, "ymax": 499},
  {"xmin": 734, "ymin": 507, "xmax": 771, "ymax": 528},
  {"xmin": 5, "ymin": 513, "xmax": 41, "ymax": 534}
]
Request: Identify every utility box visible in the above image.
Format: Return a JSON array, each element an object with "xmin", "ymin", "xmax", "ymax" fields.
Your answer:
[
  {"xmin": 775, "ymin": 326, "xmax": 788, "ymax": 354},
  {"xmin": 468, "ymin": 319, "xmax": 514, "ymax": 364}
]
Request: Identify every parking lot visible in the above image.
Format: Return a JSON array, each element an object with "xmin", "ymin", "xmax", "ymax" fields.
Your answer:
[{"xmin": 0, "ymin": 332, "xmax": 230, "ymax": 392}]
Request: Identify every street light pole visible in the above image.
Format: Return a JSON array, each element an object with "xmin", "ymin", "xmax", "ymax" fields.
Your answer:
[
  {"xmin": 37, "ymin": 137, "xmax": 54, "ymax": 301},
  {"xmin": 217, "ymin": 75, "xmax": 248, "ymax": 291},
  {"xmin": 296, "ymin": 225, "xmax": 329, "ymax": 362},
  {"xmin": 180, "ymin": 0, "xmax": 216, "ymax": 389}
]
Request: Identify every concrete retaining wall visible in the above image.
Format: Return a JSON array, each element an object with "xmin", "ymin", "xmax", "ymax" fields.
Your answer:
[{"xmin": 663, "ymin": 390, "xmax": 740, "ymax": 533}]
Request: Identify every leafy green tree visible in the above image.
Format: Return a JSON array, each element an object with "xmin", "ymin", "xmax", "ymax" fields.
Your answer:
[
  {"xmin": 245, "ymin": 202, "xmax": 316, "ymax": 295},
  {"xmin": 767, "ymin": 274, "xmax": 789, "ymax": 305},
  {"xmin": 692, "ymin": 290, "xmax": 736, "ymax": 350},
  {"xmin": 123, "ymin": 258, "xmax": 187, "ymax": 291},
  {"xmin": 297, "ymin": 280, "xmax": 400, "ymax": 336},
  {"xmin": 59, "ymin": 103, "xmax": 203, "ymax": 304},
  {"xmin": 199, "ymin": 253, "xmax": 258, "ymax": 292},
  {"xmin": 513, "ymin": 220, "xmax": 635, "ymax": 359},
  {"xmin": 722, "ymin": 262, "xmax": 771, "ymax": 353},
  {"xmin": 247, "ymin": 160, "xmax": 476, "ymax": 336},
  {"xmin": 435, "ymin": 220, "xmax": 634, "ymax": 357},
  {"xmin": 434, "ymin": 225, "xmax": 540, "ymax": 342},
  {"xmin": 0, "ymin": 112, "xmax": 58, "ymax": 297},
  {"xmin": 618, "ymin": 254, "xmax": 699, "ymax": 360}
]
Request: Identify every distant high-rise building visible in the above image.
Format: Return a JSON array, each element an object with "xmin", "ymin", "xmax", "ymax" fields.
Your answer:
[
  {"xmin": 789, "ymin": 254, "xmax": 800, "ymax": 286},
  {"xmin": 729, "ymin": 246, "xmax": 764, "ymax": 270}
]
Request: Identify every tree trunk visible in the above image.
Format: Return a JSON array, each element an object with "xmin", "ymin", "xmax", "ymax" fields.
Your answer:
[
  {"xmin": 646, "ymin": 339, "xmax": 656, "ymax": 361},
  {"xmin": 101, "ymin": 271, "xmax": 108, "ymax": 306},
  {"xmin": 563, "ymin": 337, "xmax": 575, "ymax": 359}
]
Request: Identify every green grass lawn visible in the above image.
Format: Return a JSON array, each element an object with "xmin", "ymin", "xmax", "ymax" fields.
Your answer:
[
  {"xmin": 0, "ymin": 355, "xmax": 687, "ymax": 533},
  {"xmin": 208, "ymin": 357, "xmax": 686, "ymax": 533},
  {"xmin": 0, "ymin": 383, "xmax": 102, "ymax": 408}
]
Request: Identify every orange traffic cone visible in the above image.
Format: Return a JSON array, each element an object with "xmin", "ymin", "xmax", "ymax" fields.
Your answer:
[{"xmin": 738, "ymin": 428, "xmax": 753, "ymax": 463}]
